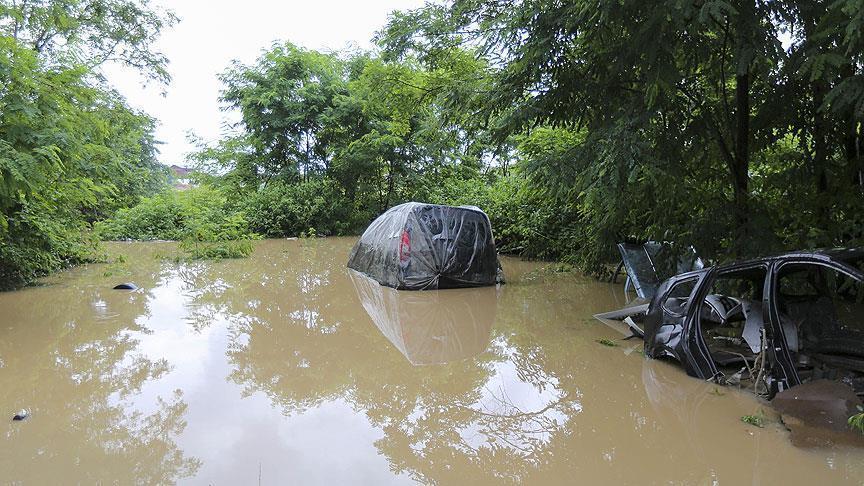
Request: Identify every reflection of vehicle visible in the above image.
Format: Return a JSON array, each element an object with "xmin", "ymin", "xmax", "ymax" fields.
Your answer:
[
  {"xmin": 641, "ymin": 249, "xmax": 864, "ymax": 398},
  {"xmin": 347, "ymin": 202, "xmax": 503, "ymax": 290},
  {"xmin": 349, "ymin": 270, "xmax": 496, "ymax": 365}
]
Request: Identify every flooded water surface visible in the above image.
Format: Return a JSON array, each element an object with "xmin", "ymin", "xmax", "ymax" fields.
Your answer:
[{"xmin": 2, "ymin": 238, "xmax": 864, "ymax": 484}]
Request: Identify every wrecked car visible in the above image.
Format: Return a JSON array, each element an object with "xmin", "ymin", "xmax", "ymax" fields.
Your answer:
[
  {"xmin": 347, "ymin": 202, "xmax": 503, "ymax": 290},
  {"xmin": 640, "ymin": 249, "xmax": 864, "ymax": 398}
]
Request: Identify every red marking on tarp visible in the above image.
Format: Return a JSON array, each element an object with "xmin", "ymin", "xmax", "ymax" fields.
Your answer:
[{"xmin": 399, "ymin": 229, "xmax": 411, "ymax": 263}]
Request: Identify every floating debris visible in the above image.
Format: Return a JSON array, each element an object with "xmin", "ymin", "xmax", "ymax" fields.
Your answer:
[
  {"xmin": 112, "ymin": 282, "xmax": 138, "ymax": 290},
  {"xmin": 772, "ymin": 380, "xmax": 864, "ymax": 447},
  {"xmin": 741, "ymin": 412, "xmax": 766, "ymax": 428},
  {"xmin": 13, "ymin": 409, "xmax": 29, "ymax": 421}
]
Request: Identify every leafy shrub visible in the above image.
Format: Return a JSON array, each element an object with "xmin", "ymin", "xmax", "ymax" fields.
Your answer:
[
  {"xmin": 0, "ymin": 36, "xmax": 167, "ymax": 288},
  {"xmin": 741, "ymin": 412, "xmax": 766, "ymax": 428},
  {"xmin": 242, "ymin": 179, "xmax": 359, "ymax": 237},
  {"xmin": 0, "ymin": 198, "xmax": 98, "ymax": 289},
  {"xmin": 96, "ymin": 186, "xmax": 259, "ymax": 260},
  {"xmin": 177, "ymin": 239, "xmax": 255, "ymax": 260},
  {"xmin": 424, "ymin": 172, "xmax": 584, "ymax": 263},
  {"xmin": 96, "ymin": 186, "xmax": 255, "ymax": 241},
  {"xmin": 849, "ymin": 411, "xmax": 864, "ymax": 434},
  {"xmin": 175, "ymin": 212, "xmax": 257, "ymax": 260}
]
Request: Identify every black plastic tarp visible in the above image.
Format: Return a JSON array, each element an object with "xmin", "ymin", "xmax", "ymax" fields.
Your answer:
[{"xmin": 347, "ymin": 202, "xmax": 503, "ymax": 290}]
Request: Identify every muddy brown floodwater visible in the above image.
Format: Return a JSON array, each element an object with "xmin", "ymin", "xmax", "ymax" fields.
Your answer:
[{"xmin": 1, "ymin": 238, "xmax": 864, "ymax": 484}]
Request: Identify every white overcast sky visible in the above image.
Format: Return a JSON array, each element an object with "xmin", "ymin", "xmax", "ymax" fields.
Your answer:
[{"xmin": 104, "ymin": 0, "xmax": 425, "ymax": 166}]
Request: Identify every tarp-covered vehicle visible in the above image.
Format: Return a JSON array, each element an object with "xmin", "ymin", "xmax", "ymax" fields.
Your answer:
[
  {"xmin": 641, "ymin": 249, "xmax": 864, "ymax": 398},
  {"xmin": 347, "ymin": 202, "xmax": 503, "ymax": 290}
]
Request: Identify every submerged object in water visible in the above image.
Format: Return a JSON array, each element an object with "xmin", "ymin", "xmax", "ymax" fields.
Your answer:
[
  {"xmin": 347, "ymin": 202, "xmax": 503, "ymax": 290},
  {"xmin": 639, "ymin": 248, "xmax": 864, "ymax": 400},
  {"xmin": 772, "ymin": 380, "xmax": 864, "ymax": 447},
  {"xmin": 113, "ymin": 282, "xmax": 138, "ymax": 290}
]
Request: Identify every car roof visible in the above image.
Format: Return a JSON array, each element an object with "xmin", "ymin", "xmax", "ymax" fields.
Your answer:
[
  {"xmin": 655, "ymin": 248, "xmax": 864, "ymax": 295},
  {"xmin": 707, "ymin": 248, "xmax": 864, "ymax": 273},
  {"xmin": 386, "ymin": 201, "xmax": 486, "ymax": 216}
]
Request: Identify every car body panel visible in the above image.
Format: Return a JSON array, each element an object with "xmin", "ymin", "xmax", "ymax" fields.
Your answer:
[{"xmin": 642, "ymin": 249, "xmax": 864, "ymax": 397}]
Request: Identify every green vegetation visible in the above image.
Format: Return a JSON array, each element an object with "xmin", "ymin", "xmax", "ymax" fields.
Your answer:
[
  {"xmin": 172, "ymin": 239, "xmax": 254, "ymax": 262},
  {"xmin": 95, "ymin": 187, "xmax": 254, "ymax": 241},
  {"xmin": 184, "ymin": 0, "xmax": 864, "ymax": 275},
  {"xmin": 182, "ymin": 41, "xmax": 600, "ymax": 264},
  {"xmin": 849, "ymin": 410, "xmax": 864, "ymax": 434},
  {"xmin": 377, "ymin": 0, "xmax": 864, "ymax": 272},
  {"xmin": 0, "ymin": 1, "xmax": 175, "ymax": 288},
  {"xmin": 596, "ymin": 338, "xmax": 619, "ymax": 347},
  {"xmin": 4, "ymin": 0, "xmax": 864, "ymax": 286},
  {"xmin": 741, "ymin": 412, "xmax": 766, "ymax": 428},
  {"xmin": 96, "ymin": 186, "xmax": 258, "ymax": 261}
]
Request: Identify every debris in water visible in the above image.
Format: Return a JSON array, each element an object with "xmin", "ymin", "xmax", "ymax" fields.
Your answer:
[
  {"xmin": 12, "ymin": 409, "xmax": 29, "ymax": 421},
  {"xmin": 635, "ymin": 248, "xmax": 864, "ymax": 401},
  {"xmin": 596, "ymin": 338, "xmax": 618, "ymax": 347},
  {"xmin": 615, "ymin": 241, "xmax": 703, "ymax": 300},
  {"xmin": 772, "ymin": 380, "xmax": 864, "ymax": 447},
  {"xmin": 741, "ymin": 412, "xmax": 765, "ymax": 428},
  {"xmin": 113, "ymin": 282, "xmax": 138, "ymax": 290}
]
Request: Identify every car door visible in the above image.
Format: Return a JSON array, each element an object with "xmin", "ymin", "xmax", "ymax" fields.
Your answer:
[{"xmin": 766, "ymin": 259, "xmax": 864, "ymax": 394}]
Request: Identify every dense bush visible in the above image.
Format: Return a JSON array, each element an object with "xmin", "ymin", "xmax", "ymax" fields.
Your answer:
[
  {"xmin": 0, "ymin": 34, "xmax": 169, "ymax": 289},
  {"xmin": 96, "ymin": 186, "xmax": 253, "ymax": 241},
  {"xmin": 0, "ymin": 198, "xmax": 97, "ymax": 289},
  {"xmin": 425, "ymin": 173, "xmax": 584, "ymax": 263},
  {"xmin": 96, "ymin": 186, "xmax": 259, "ymax": 260},
  {"xmin": 241, "ymin": 179, "xmax": 362, "ymax": 237}
]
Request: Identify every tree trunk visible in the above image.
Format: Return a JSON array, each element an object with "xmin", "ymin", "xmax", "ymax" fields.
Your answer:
[
  {"xmin": 729, "ymin": 0, "xmax": 757, "ymax": 254},
  {"xmin": 732, "ymin": 70, "xmax": 751, "ymax": 243},
  {"xmin": 385, "ymin": 158, "xmax": 394, "ymax": 211},
  {"xmin": 812, "ymin": 78, "xmax": 830, "ymax": 218},
  {"xmin": 304, "ymin": 131, "xmax": 310, "ymax": 183},
  {"xmin": 846, "ymin": 119, "xmax": 863, "ymax": 190},
  {"xmin": 803, "ymin": 5, "xmax": 831, "ymax": 216},
  {"xmin": 841, "ymin": 66, "xmax": 863, "ymax": 190}
]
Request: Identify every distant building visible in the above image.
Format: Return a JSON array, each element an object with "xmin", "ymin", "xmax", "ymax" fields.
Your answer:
[
  {"xmin": 169, "ymin": 165, "xmax": 193, "ymax": 189},
  {"xmin": 170, "ymin": 165, "xmax": 191, "ymax": 177}
]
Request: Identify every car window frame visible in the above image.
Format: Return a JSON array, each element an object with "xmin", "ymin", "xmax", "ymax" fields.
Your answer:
[
  {"xmin": 661, "ymin": 276, "xmax": 699, "ymax": 318},
  {"xmin": 773, "ymin": 260, "xmax": 864, "ymax": 302}
]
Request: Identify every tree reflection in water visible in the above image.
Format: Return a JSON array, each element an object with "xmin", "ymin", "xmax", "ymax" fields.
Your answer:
[
  {"xmin": 0, "ymin": 247, "xmax": 200, "ymax": 483},
  {"xmin": 182, "ymin": 239, "xmax": 589, "ymax": 483},
  {"xmin": 7, "ymin": 239, "xmax": 860, "ymax": 484}
]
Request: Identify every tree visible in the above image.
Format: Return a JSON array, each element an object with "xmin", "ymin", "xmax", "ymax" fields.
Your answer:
[
  {"xmin": 219, "ymin": 43, "xmax": 347, "ymax": 183},
  {"xmin": 378, "ymin": 0, "xmax": 864, "ymax": 264},
  {"xmin": 0, "ymin": 0, "xmax": 174, "ymax": 287},
  {"xmin": 0, "ymin": 0, "xmax": 177, "ymax": 83}
]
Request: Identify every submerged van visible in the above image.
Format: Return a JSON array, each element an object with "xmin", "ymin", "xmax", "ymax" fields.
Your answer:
[{"xmin": 347, "ymin": 202, "xmax": 503, "ymax": 290}]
